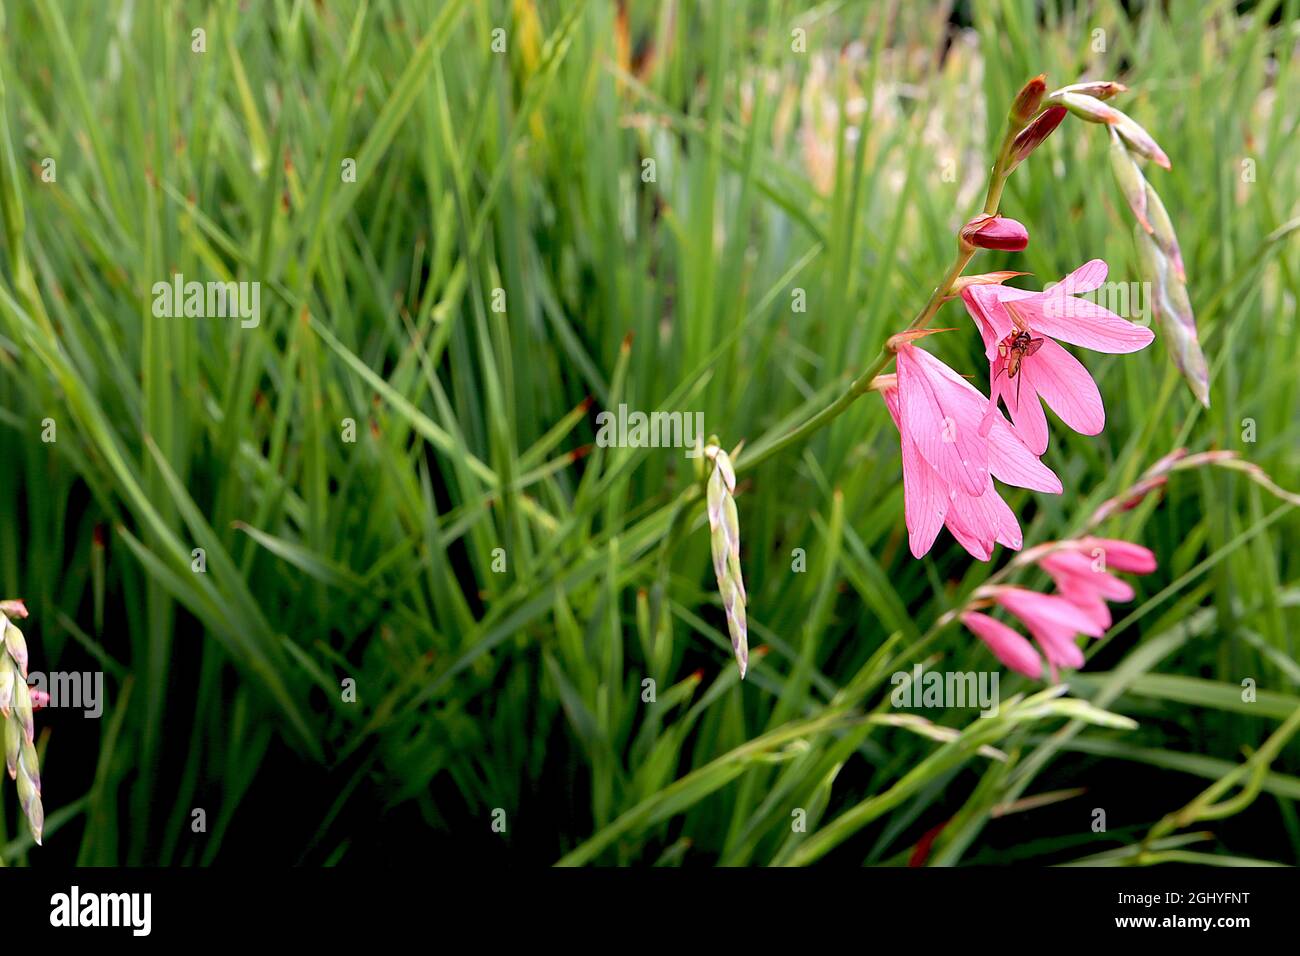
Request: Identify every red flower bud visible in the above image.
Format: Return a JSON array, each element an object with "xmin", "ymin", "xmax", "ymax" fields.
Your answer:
[
  {"xmin": 1009, "ymin": 75, "xmax": 1047, "ymax": 125},
  {"xmin": 1009, "ymin": 106, "xmax": 1067, "ymax": 168},
  {"xmin": 959, "ymin": 215, "xmax": 1029, "ymax": 252}
]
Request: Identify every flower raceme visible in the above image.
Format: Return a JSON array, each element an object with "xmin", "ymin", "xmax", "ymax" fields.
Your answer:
[
  {"xmin": 960, "ymin": 259, "xmax": 1155, "ymax": 455},
  {"xmin": 878, "ymin": 338, "xmax": 1061, "ymax": 561},
  {"xmin": 962, "ymin": 537, "xmax": 1157, "ymax": 680}
]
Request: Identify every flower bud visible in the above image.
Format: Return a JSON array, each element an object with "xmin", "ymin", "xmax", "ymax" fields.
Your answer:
[
  {"xmin": 1009, "ymin": 106, "xmax": 1067, "ymax": 168},
  {"xmin": 1051, "ymin": 81, "xmax": 1127, "ymax": 101},
  {"xmin": 5, "ymin": 623, "xmax": 27, "ymax": 679},
  {"xmin": 1143, "ymin": 182, "xmax": 1185, "ymax": 280},
  {"xmin": 1108, "ymin": 127, "xmax": 1151, "ymax": 232},
  {"xmin": 1113, "ymin": 113, "xmax": 1171, "ymax": 170},
  {"xmin": 1009, "ymin": 75, "xmax": 1047, "ymax": 126},
  {"xmin": 1054, "ymin": 92, "xmax": 1171, "ymax": 169},
  {"xmin": 0, "ymin": 600, "xmax": 27, "ymax": 620},
  {"xmin": 959, "ymin": 214, "xmax": 1029, "ymax": 252},
  {"xmin": 1055, "ymin": 91, "xmax": 1123, "ymax": 124}
]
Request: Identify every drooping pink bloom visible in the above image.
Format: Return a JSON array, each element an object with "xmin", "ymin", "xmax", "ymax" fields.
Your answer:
[
  {"xmin": 961, "ymin": 259, "xmax": 1155, "ymax": 454},
  {"xmin": 1067, "ymin": 537, "xmax": 1158, "ymax": 574},
  {"xmin": 993, "ymin": 585, "xmax": 1103, "ymax": 680},
  {"xmin": 880, "ymin": 341, "xmax": 1061, "ymax": 561},
  {"xmin": 965, "ymin": 538, "xmax": 1157, "ymax": 680},
  {"xmin": 961, "ymin": 611, "xmax": 1042, "ymax": 679},
  {"xmin": 1039, "ymin": 549, "xmax": 1134, "ymax": 631},
  {"xmin": 1039, "ymin": 538, "xmax": 1157, "ymax": 630}
]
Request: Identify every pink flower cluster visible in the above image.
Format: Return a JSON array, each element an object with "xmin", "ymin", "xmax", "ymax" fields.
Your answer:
[
  {"xmin": 878, "ymin": 247, "xmax": 1154, "ymax": 560},
  {"xmin": 961, "ymin": 538, "xmax": 1157, "ymax": 680}
]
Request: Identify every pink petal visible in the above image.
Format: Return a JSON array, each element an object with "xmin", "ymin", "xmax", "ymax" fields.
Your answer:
[
  {"xmin": 962, "ymin": 612, "xmax": 1043, "ymax": 679},
  {"xmin": 885, "ymin": 389, "xmax": 949, "ymax": 558},
  {"xmin": 1040, "ymin": 551, "xmax": 1135, "ymax": 602},
  {"xmin": 998, "ymin": 367, "xmax": 1051, "ymax": 455},
  {"xmin": 945, "ymin": 511, "xmax": 993, "ymax": 561},
  {"xmin": 995, "ymin": 586, "xmax": 1105, "ymax": 638},
  {"xmin": 1021, "ymin": 338, "xmax": 1105, "ymax": 437},
  {"xmin": 1076, "ymin": 537, "xmax": 1157, "ymax": 574},
  {"xmin": 901, "ymin": 426, "xmax": 949, "ymax": 558},
  {"xmin": 948, "ymin": 481, "xmax": 1023, "ymax": 555},
  {"xmin": 1030, "ymin": 296, "xmax": 1155, "ymax": 354},
  {"xmin": 1056, "ymin": 585, "xmax": 1113, "ymax": 632},
  {"xmin": 1028, "ymin": 618, "xmax": 1087, "ymax": 671},
  {"xmin": 985, "ymin": 410, "xmax": 1063, "ymax": 493},
  {"xmin": 897, "ymin": 345, "xmax": 990, "ymax": 497},
  {"xmin": 1055, "ymin": 258, "xmax": 1108, "ymax": 295},
  {"xmin": 922, "ymin": 349, "xmax": 1062, "ymax": 494}
]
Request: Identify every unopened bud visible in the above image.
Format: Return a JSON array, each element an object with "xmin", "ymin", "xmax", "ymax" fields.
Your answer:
[
  {"xmin": 1051, "ymin": 81, "xmax": 1127, "ymax": 101},
  {"xmin": 5, "ymin": 623, "xmax": 27, "ymax": 679},
  {"xmin": 1009, "ymin": 106, "xmax": 1067, "ymax": 168},
  {"xmin": 1108, "ymin": 127, "xmax": 1151, "ymax": 232},
  {"xmin": 0, "ymin": 600, "xmax": 27, "ymax": 620},
  {"xmin": 1144, "ymin": 182, "xmax": 1185, "ymax": 280},
  {"xmin": 1113, "ymin": 113, "xmax": 1171, "ymax": 170},
  {"xmin": 1055, "ymin": 91, "xmax": 1123, "ymax": 125},
  {"xmin": 1009, "ymin": 75, "xmax": 1047, "ymax": 125},
  {"xmin": 959, "ymin": 214, "xmax": 1029, "ymax": 252}
]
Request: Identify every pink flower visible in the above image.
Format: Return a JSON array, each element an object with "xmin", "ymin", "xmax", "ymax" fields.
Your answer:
[
  {"xmin": 880, "ymin": 341, "xmax": 1061, "ymax": 561},
  {"xmin": 1039, "ymin": 550, "xmax": 1134, "ymax": 631},
  {"xmin": 960, "ymin": 214, "xmax": 1029, "ymax": 252},
  {"xmin": 960, "ymin": 259, "xmax": 1155, "ymax": 454},
  {"xmin": 964, "ymin": 538, "xmax": 1157, "ymax": 679},
  {"xmin": 1074, "ymin": 536, "xmax": 1157, "ymax": 573},
  {"xmin": 1039, "ymin": 538, "xmax": 1157, "ymax": 630},
  {"xmin": 961, "ymin": 611, "xmax": 1042, "ymax": 679},
  {"xmin": 993, "ymin": 586, "xmax": 1103, "ymax": 680}
]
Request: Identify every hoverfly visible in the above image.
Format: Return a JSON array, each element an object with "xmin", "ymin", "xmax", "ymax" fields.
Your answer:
[{"xmin": 995, "ymin": 330, "xmax": 1043, "ymax": 410}]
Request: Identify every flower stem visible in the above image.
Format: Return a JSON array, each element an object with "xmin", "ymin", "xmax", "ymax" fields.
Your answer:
[
  {"xmin": 741, "ymin": 252, "xmax": 972, "ymax": 472},
  {"xmin": 738, "ymin": 107, "xmax": 1028, "ymax": 477}
]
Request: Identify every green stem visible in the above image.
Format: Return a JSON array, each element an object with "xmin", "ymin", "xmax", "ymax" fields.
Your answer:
[{"xmin": 736, "ymin": 114, "xmax": 1025, "ymax": 477}]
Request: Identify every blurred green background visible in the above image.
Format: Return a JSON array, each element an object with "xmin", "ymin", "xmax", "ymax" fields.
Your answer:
[{"xmin": 0, "ymin": 0, "xmax": 1297, "ymax": 865}]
